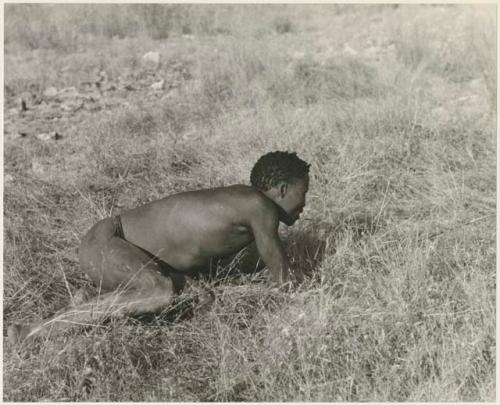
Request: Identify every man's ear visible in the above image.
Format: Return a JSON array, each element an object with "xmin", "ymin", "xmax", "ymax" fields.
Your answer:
[{"xmin": 279, "ymin": 182, "xmax": 288, "ymax": 198}]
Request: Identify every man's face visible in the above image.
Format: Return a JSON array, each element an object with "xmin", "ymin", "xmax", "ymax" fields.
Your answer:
[{"xmin": 278, "ymin": 174, "xmax": 309, "ymax": 226}]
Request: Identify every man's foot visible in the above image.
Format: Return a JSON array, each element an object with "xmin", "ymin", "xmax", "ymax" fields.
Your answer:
[
  {"xmin": 72, "ymin": 286, "xmax": 95, "ymax": 307},
  {"xmin": 194, "ymin": 289, "xmax": 215, "ymax": 312},
  {"xmin": 7, "ymin": 323, "xmax": 31, "ymax": 345}
]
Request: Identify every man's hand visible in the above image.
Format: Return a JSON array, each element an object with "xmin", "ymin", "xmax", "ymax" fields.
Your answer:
[{"xmin": 268, "ymin": 266, "xmax": 305, "ymax": 290}]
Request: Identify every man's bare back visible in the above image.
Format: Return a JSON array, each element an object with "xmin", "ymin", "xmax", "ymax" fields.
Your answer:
[
  {"xmin": 120, "ymin": 185, "xmax": 276, "ymax": 271},
  {"xmin": 8, "ymin": 151, "xmax": 310, "ymax": 344}
]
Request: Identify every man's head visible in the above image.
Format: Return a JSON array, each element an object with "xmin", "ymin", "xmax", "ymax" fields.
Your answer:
[{"xmin": 251, "ymin": 151, "xmax": 310, "ymax": 225}]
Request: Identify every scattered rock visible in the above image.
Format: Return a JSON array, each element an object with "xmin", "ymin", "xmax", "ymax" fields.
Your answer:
[
  {"xmin": 151, "ymin": 79, "xmax": 165, "ymax": 91},
  {"xmin": 18, "ymin": 131, "xmax": 28, "ymax": 137},
  {"xmin": 292, "ymin": 51, "xmax": 305, "ymax": 59},
  {"xmin": 162, "ymin": 88, "xmax": 180, "ymax": 100},
  {"xmin": 98, "ymin": 70, "xmax": 108, "ymax": 83},
  {"xmin": 343, "ymin": 43, "xmax": 358, "ymax": 56},
  {"xmin": 364, "ymin": 46, "xmax": 381, "ymax": 59},
  {"xmin": 81, "ymin": 92, "xmax": 101, "ymax": 102},
  {"xmin": 81, "ymin": 81, "xmax": 94, "ymax": 89},
  {"xmin": 36, "ymin": 131, "xmax": 62, "ymax": 141},
  {"xmin": 95, "ymin": 70, "xmax": 109, "ymax": 90},
  {"xmin": 18, "ymin": 91, "xmax": 36, "ymax": 111},
  {"xmin": 142, "ymin": 51, "xmax": 161, "ymax": 70},
  {"xmin": 85, "ymin": 103, "xmax": 102, "ymax": 112},
  {"xmin": 5, "ymin": 174, "xmax": 14, "ymax": 185},
  {"xmin": 61, "ymin": 100, "xmax": 83, "ymax": 112},
  {"xmin": 469, "ymin": 78, "xmax": 484, "ymax": 92},
  {"xmin": 19, "ymin": 98, "xmax": 28, "ymax": 112},
  {"xmin": 36, "ymin": 132, "xmax": 53, "ymax": 141},
  {"xmin": 58, "ymin": 87, "xmax": 79, "ymax": 99},
  {"xmin": 103, "ymin": 83, "xmax": 117, "ymax": 92},
  {"xmin": 43, "ymin": 87, "xmax": 58, "ymax": 98},
  {"xmin": 38, "ymin": 102, "xmax": 63, "ymax": 119},
  {"xmin": 31, "ymin": 159, "xmax": 46, "ymax": 176}
]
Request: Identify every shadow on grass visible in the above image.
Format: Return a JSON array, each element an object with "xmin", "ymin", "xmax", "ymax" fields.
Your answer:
[{"xmin": 200, "ymin": 211, "xmax": 382, "ymax": 283}]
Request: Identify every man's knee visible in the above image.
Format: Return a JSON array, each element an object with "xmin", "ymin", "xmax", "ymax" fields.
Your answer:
[
  {"xmin": 78, "ymin": 219, "xmax": 114, "ymax": 282},
  {"xmin": 154, "ymin": 274, "xmax": 175, "ymax": 295},
  {"xmin": 78, "ymin": 241, "xmax": 103, "ymax": 286}
]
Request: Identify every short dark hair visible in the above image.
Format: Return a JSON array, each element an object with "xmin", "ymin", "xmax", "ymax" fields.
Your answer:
[{"xmin": 250, "ymin": 151, "xmax": 310, "ymax": 191}]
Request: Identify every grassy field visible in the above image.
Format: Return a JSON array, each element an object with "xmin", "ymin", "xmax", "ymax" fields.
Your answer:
[{"xmin": 3, "ymin": 4, "xmax": 496, "ymax": 401}]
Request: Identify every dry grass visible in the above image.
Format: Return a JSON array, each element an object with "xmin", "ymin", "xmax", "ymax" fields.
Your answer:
[{"xmin": 3, "ymin": 4, "xmax": 496, "ymax": 401}]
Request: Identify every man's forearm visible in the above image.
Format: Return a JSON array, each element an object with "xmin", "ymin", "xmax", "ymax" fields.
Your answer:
[{"xmin": 253, "ymin": 229, "xmax": 291, "ymax": 286}]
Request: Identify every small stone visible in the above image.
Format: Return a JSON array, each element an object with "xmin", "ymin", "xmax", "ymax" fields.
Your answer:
[
  {"xmin": 19, "ymin": 98, "xmax": 28, "ymax": 111},
  {"xmin": 150, "ymin": 79, "xmax": 165, "ymax": 91},
  {"xmin": 163, "ymin": 88, "xmax": 180, "ymax": 100},
  {"xmin": 81, "ymin": 81, "xmax": 94, "ymax": 89},
  {"xmin": 98, "ymin": 70, "xmax": 108, "ymax": 81},
  {"xmin": 142, "ymin": 51, "xmax": 161, "ymax": 70},
  {"xmin": 5, "ymin": 174, "xmax": 14, "ymax": 185},
  {"xmin": 36, "ymin": 132, "xmax": 52, "ymax": 141},
  {"xmin": 18, "ymin": 91, "xmax": 36, "ymax": 110},
  {"xmin": 103, "ymin": 84, "xmax": 116, "ymax": 92},
  {"xmin": 43, "ymin": 87, "xmax": 58, "ymax": 98},
  {"xmin": 36, "ymin": 131, "xmax": 61, "ymax": 141},
  {"xmin": 58, "ymin": 87, "xmax": 79, "ymax": 99},
  {"xmin": 343, "ymin": 43, "xmax": 358, "ymax": 56},
  {"xmin": 292, "ymin": 51, "xmax": 305, "ymax": 59},
  {"xmin": 31, "ymin": 159, "xmax": 46, "ymax": 175},
  {"xmin": 61, "ymin": 100, "xmax": 83, "ymax": 112}
]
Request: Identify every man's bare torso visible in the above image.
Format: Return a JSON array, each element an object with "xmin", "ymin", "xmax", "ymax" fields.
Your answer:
[
  {"xmin": 7, "ymin": 152, "xmax": 309, "ymax": 345},
  {"xmin": 120, "ymin": 185, "xmax": 274, "ymax": 272}
]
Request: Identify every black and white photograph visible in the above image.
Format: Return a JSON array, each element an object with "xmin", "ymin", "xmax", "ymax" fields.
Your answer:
[{"xmin": 3, "ymin": 3, "xmax": 496, "ymax": 401}]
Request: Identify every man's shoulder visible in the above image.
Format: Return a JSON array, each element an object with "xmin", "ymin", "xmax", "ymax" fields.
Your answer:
[
  {"xmin": 224, "ymin": 185, "xmax": 274, "ymax": 206},
  {"xmin": 159, "ymin": 184, "xmax": 277, "ymax": 216},
  {"xmin": 224, "ymin": 185, "xmax": 279, "ymax": 222},
  {"xmin": 202, "ymin": 184, "xmax": 275, "ymax": 216}
]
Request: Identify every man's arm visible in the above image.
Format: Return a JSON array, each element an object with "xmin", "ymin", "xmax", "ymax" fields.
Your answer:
[{"xmin": 248, "ymin": 202, "xmax": 291, "ymax": 285}]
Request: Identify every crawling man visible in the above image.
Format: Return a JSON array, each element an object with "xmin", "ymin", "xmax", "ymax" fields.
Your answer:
[{"xmin": 8, "ymin": 151, "xmax": 310, "ymax": 344}]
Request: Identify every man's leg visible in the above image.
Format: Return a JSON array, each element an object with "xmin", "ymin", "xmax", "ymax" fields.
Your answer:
[
  {"xmin": 8, "ymin": 279, "xmax": 174, "ymax": 343},
  {"xmin": 8, "ymin": 219, "xmax": 176, "ymax": 344},
  {"xmin": 7, "ymin": 281, "xmax": 173, "ymax": 343}
]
